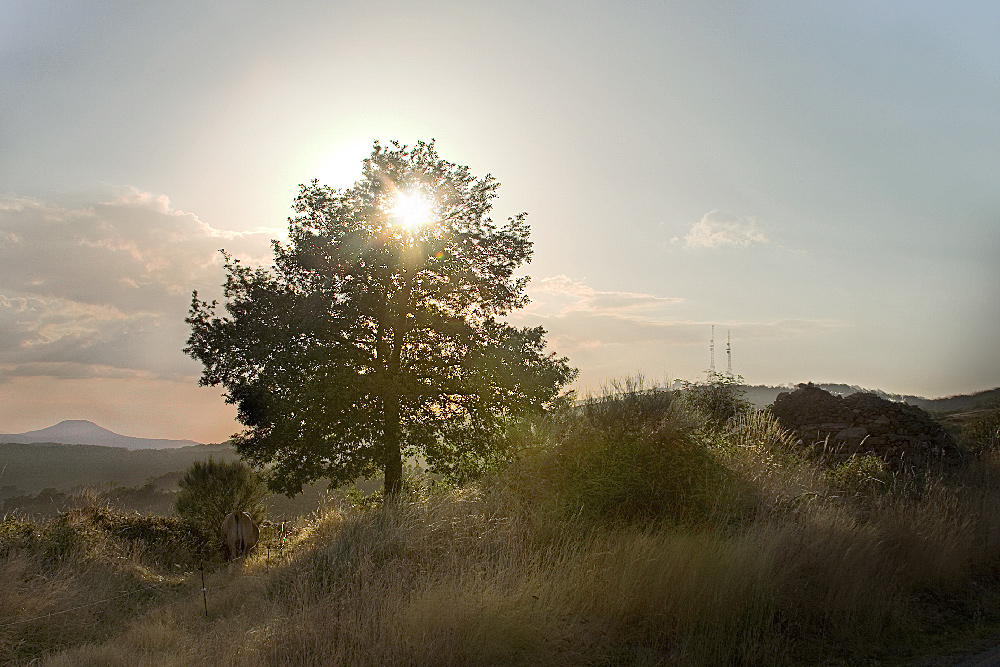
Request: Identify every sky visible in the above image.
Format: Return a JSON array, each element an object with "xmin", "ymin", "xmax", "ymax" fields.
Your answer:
[{"xmin": 1, "ymin": 0, "xmax": 998, "ymax": 442}]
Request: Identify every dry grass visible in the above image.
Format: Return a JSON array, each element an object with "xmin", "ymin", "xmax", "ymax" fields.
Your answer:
[{"xmin": 7, "ymin": 410, "xmax": 1000, "ymax": 666}]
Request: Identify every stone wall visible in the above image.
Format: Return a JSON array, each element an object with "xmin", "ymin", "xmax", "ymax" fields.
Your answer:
[{"xmin": 770, "ymin": 384, "xmax": 964, "ymax": 470}]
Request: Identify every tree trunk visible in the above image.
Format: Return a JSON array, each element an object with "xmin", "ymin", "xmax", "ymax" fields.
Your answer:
[
  {"xmin": 381, "ymin": 315, "xmax": 407, "ymax": 498},
  {"xmin": 382, "ymin": 385, "xmax": 404, "ymax": 497}
]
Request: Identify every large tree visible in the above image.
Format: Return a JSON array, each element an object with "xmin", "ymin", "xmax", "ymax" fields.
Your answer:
[{"xmin": 185, "ymin": 141, "xmax": 576, "ymax": 496}]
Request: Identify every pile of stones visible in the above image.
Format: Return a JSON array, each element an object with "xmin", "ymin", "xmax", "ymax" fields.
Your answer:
[{"xmin": 770, "ymin": 384, "xmax": 964, "ymax": 471}]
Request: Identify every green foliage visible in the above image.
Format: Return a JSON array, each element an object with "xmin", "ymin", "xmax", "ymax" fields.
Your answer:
[
  {"xmin": 174, "ymin": 458, "xmax": 268, "ymax": 536},
  {"xmin": 85, "ymin": 505, "xmax": 218, "ymax": 567},
  {"xmin": 723, "ymin": 409, "xmax": 799, "ymax": 456},
  {"xmin": 185, "ymin": 140, "xmax": 576, "ymax": 496},
  {"xmin": 428, "ymin": 412, "xmax": 540, "ymax": 486},
  {"xmin": 541, "ymin": 378, "xmax": 755, "ymax": 525},
  {"xmin": 962, "ymin": 402, "xmax": 1000, "ymax": 453},
  {"xmin": 1, "ymin": 503, "xmax": 217, "ymax": 569},
  {"xmin": 0, "ymin": 516, "xmax": 39, "ymax": 556},
  {"xmin": 679, "ymin": 373, "xmax": 753, "ymax": 431},
  {"xmin": 38, "ymin": 514, "xmax": 93, "ymax": 563},
  {"xmin": 826, "ymin": 454, "xmax": 890, "ymax": 494},
  {"xmin": 342, "ymin": 484, "xmax": 383, "ymax": 510}
]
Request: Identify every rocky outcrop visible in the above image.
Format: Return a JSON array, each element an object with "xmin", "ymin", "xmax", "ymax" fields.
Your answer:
[{"xmin": 770, "ymin": 384, "xmax": 964, "ymax": 471}]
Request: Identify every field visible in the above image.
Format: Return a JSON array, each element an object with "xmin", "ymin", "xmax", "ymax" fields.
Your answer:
[{"xmin": 3, "ymin": 388, "xmax": 1000, "ymax": 666}]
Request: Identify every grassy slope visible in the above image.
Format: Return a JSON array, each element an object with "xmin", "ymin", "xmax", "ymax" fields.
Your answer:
[{"xmin": 6, "ymin": 409, "xmax": 1000, "ymax": 666}]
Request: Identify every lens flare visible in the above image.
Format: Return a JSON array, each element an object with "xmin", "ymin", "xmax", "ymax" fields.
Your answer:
[{"xmin": 390, "ymin": 193, "xmax": 434, "ymax": 230}]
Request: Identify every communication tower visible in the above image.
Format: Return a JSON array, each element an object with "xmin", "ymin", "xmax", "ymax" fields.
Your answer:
[
  {"xmin": 709, "ymin": 325, "xmax": 715, "ymax": 376},
  {"xmin": 727, "ymin": 330, "xmax": 732, "ymax": 375}
]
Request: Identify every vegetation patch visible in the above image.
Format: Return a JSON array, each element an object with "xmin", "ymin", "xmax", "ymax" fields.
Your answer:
[{"xmin": 527, "ymin": 378, "xmax": 757, "ymax": 526}]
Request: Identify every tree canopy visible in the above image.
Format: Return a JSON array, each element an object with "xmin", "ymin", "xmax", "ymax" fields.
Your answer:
[{"xmin": 185, "ymin": 140, "xmax": 576, "ymax": 495}]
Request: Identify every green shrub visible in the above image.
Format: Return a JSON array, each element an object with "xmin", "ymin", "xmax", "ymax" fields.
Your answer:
[
  {"xmin": 1, "ymin": 512, "xmax": 89, "ymax": 565},
  {"xmin": 542, "ymin": 378, "xmax": 755, "ymax": 525},
  {"xmin": 679, "ymin": 373, "xmax": 752, "ymax": 431},
  {"xmin": 1, "ymin": 502, "xmax": 218, "ymax": 570},
  {"xmin": 578, "ymin": 377, "xmax": 678, "ymax": 438},
  {"xmin": 83, "ymin": 504, "xmax": 219, "ymax": 567},
  {"xmin": 0, "ymin": 517, "xmax": 39, "ymax": 556},
  {"xmin": 174, "ymin": 458, "xmax": 269, "ymax": 536},
  {"xmin": 724, "ymin": 409, "xmax": 799, "ymax": 455},
  {"xmin": 827, "ymin": 454, "xmax": 890, "ymax": 495},
  {"xmin": 962, "ymin": 403, "xmax": 1000, "ymax": 453}
]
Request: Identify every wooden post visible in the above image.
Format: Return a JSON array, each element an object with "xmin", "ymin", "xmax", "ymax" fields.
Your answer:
[{"xmin": 200, "ymin": 561, "xmax": 208, "ymax": 619}]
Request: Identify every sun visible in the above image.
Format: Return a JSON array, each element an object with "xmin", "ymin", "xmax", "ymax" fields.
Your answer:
[{"xmin": 390, "ymin": 192, "xmax": 434, "ymax": 230}]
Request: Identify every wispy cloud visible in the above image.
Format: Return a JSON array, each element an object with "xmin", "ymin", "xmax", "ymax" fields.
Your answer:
[
  {"xmin": 524, "ymin": 274, "xmax": 683, "ymax": 319},
  {"xmin": 0, "ymin": 191, "xmax": 277, "ymax": 382},
  {"xmin": 673, "ymin": 209, "xmax": 768, "ymax": 248}
]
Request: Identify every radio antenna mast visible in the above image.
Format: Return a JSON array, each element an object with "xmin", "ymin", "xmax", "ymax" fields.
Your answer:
[
  {"xmin": 727, "ymin": 329, "xmax": 732, "ymax": 375},
  {"xmin": 709, "ymin": 325, "xmax": 715, "ymax": 377}
]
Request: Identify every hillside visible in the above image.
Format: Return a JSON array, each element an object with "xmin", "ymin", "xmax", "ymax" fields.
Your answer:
[
  {"xmin": 0, "ymin": 441, "xmax": 236, "ymax": 495},
  {"xmin": 742, "ymin": 384, "xmax": 1000, "ymax": 412},
  {"xmin": 0, "ymin": 420, "xmax": 200, "ymax": 449},
  {"xmin": 6, "ymin": 397, "xmax": 1000, "ymax": 666},
  {"xmin": 902, "ymin": 387, "xmax": 1000, "ymax": 414}
]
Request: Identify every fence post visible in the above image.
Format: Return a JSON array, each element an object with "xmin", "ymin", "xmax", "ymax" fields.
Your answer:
[{"xmin": 200, "ymin": 561, "xmax": 208, "ymax": 619}]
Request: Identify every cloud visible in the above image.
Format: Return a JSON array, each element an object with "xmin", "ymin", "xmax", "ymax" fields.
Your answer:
[
  {"xmin": 524, "ymin": 274, "xmax": 683, "ymax": 319},
  {"xmin": 0, "ymin": 361, "xmax": 157, "ymax": 381},
  {"xmin": 0, "ymin": 294, "xmax": 143, "ymax": 348},
  {"xmin": 0, "ymin": 191, "xmax": 278, "ymax": 382},
  {"xmin": 516, "ymin": 275, "xmax": 696, "ymax": 354},
  {"xmin": 673, "ymin": 209, "xmax": 769, "ymax": 248}
]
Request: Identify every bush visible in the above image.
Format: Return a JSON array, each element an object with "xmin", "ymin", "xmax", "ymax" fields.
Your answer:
[
  {"xmin": 1, "ymin": 500, "xmax": 218, "ymax": 570},
  {"xmin": 83, "ymin": 504, "xmax": 219, "ymax": 567},
  {"xmin": 827, "ymin": 454, "xmax": 890, "ymax": 495},
  {"xmin": 539, "ymin": 378, "xmax": 755, "ymax": 525},
  {"xmin": 0, "ymin": 517, "xmax": 39, "ymax": 557},
  {"xmin": 962, "ymin": 403, "xmax": 1000, "ymax": 453},
  {"xmin": 174, "ymin": 458, "xmax": 269, "ymax": 536},
  {"xmin": 679, "ymin": 373, "xmax": 752, "ymax": 431}
]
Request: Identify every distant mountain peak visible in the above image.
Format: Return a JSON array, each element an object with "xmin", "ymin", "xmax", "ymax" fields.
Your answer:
[
  {"xmin": 0, "ymin": 420, "xmax": 201, "ymax": 450},
  {"xmin": 44, "ymin": 420, "xmax": 115, "ymax": 432}
]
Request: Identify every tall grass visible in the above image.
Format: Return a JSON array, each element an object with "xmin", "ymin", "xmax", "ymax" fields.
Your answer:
[{"xmin": 9, "ymin": 383, "xmax": 1000, "ymax": 665}]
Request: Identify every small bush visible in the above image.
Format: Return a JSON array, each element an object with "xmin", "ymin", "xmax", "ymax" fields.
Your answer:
[
  {"xmin": 0, "ymin": 517, "xmax": 40, "ymax": 556},
  {"xmin": 827, "ymin": 454, "xmax": 890, "ymax": 495},
  {"xmin": 175, "ymin": 458, "xmax": 269, "ymax": 536},
  {"xmin": 679, "ymin": 373, "xmax": 753, "ymax": 431},
  {"xmin": 962, "ymin": 403, "xmax": 1000, "ymax": 453}
]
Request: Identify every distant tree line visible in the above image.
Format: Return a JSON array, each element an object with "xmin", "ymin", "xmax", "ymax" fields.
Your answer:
[{"xmin": 2, "ymin": 482, "xmax": 176, "ymax": 519}]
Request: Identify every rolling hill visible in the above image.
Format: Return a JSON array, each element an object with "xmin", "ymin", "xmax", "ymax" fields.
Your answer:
[{"xmin": 0, "ymin": 441, "xmax": 237, "ymax": 495}]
